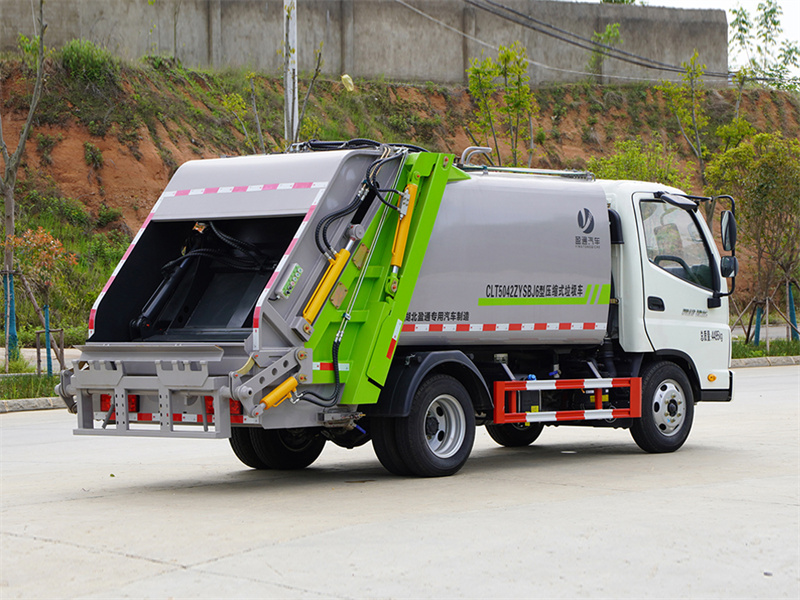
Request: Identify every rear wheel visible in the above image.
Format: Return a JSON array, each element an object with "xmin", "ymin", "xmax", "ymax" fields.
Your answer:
[
  {"xmin": 229, "ymin": 427, "xmax": 270, "ymax": 469},
  {"xmin": 250, "ymin": 427, "xmax": 326, "ymax": 469},
  {"xmin": 371, "ymin": 416, "xmax": 412, "ymax": 476},
  {"xmin": 486, "ymin": 422, "xmax": 544, "ymax": 447},
  {"xmin": 631, "ymin": 361, "xmax": 694, "ymax": 453},
  {"xmin": 395, "ymin": 374, "xmax": 476, "ymax": 477}
]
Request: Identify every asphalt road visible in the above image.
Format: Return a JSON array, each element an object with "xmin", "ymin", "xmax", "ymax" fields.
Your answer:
[{"xmin": 1, "ymin": 366, "xmax": 798, "ymax": 599}]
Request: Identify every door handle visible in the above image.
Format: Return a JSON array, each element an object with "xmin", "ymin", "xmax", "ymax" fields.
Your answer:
[{"xmin": 647, "ymin": 296, "xmax": 665, "ymax": 311}]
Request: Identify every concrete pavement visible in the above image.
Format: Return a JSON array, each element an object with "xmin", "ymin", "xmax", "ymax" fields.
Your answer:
[{"xmin": 1, "ymin": 365, "xmax": 798, "ymax": 598}]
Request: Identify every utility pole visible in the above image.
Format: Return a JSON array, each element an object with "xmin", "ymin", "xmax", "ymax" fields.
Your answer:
[{"xmin": 283, "ymin": 0, "xmax": 298, "ymax": 144}]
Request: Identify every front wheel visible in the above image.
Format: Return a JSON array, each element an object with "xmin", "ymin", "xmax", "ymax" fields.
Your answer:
[
  {"xmin": 631, "ymin": 361, "xmax": 694, "ymax": 453},
  {"xmin": 250, "ymin": 427, "xmax": 326, "ymax": 469},
  {"xmin": 395, "ymin": 374, "xmax": 476, "ymax": 477}
]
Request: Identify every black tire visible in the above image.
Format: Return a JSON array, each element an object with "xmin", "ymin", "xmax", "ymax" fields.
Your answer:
[
  {"xmin": 229, "ymin": 427, "xmax": 270, "ymax": 469},
  {"xmin": 371, "ymin": 416, "xmax": 413, "ymax": 476},
  {"xmin": 250, "ymin": 427, "xmax": 326, "ymax": 470},
  {"xmin": 485, "ymin": 422, "xmax": 544, "ymax": 447},
  {"xmin": 631, "ymin": 361, "xmax": 694, "ymax": 453},
  {"xmin": 395, "ymin": 374, "xmax": 476, "ymax": 477}
]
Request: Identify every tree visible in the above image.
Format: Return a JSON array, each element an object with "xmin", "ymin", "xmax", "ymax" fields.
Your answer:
[
  {"xmin": 147, "ymin": 0, "xmax": 184, "ymax": 61},
  {"xmin": 467, "ymin": 52, "xmax": 501, "ymax": 164},
  {"xmin": 714, "ymin": 70, "xmax": 756, "ymax": 153},
  {"xmin": 587, "ymin": 23, "xmax": 622, "ymax": 83},
  {"xmin": 295, "ymin": 41, "xmax": 325, "ymax": 145},
  {"xmin": 8, "ymin": 227, "xmax": 77, "ymax": 302},
  {"xmin": 1, "ymin": 0, "xmax": 46, "ymax": 367},
  {"xmin": 658, "ymin": 51, "xmax": 710, "ymax": 217},
  {"xmin": 467, "ymin": 42, "xmax": 539, "ymax": 167},
  {"xmin": 705, "ymin": 133, "xmax": 800, "ymax": 306},
  {"xmin": 587, "ymin": 138, "xmax": 693, "ymax": 191},
  {"xmin": 497, "ymin": 42, "xmax": 538, "ymax": 167},
  {"xmin": 221, "ymin": 93, "xmax": 256, "ymax": 154},
  {"xmin": 729, "ymin": 0, "xmax": 800, "ymax": 91}
]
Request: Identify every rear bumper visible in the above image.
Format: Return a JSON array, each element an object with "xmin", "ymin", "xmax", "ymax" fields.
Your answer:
[{"xmin": 67, "ymin": 342, "xmax": 235, "ymax": 438}]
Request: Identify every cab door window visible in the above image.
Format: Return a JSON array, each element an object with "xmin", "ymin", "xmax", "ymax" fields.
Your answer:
[{"xmin": 640, "ymin": 200, "xmax": 714, "ymax": 290}]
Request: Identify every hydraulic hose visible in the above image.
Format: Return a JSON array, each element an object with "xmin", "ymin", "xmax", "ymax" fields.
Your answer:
[
  {"xmin": 296, "ymin": 340, "xmax": 343, "ymax": 407},
  {"xmin": 300, "ymin": 138, "xmax": 428, "ymax": 153},
  {"xmin": 313, "ymin": 149, "xmax": 405, "ymax": 257}
]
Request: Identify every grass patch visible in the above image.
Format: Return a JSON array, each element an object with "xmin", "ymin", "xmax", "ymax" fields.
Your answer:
[
  {"xmin": 0, "ymin": 374, "xmax": 59, "ymax": 400},
  {"xmin": 732, "ymin": 338, "xmax": 800, "ymax": 359},
  {"xmin": 0, "ymin": 355, "xmax": 34, "ymax": 374}
]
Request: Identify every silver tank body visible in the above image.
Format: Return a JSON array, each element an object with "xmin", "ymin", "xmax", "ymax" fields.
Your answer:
[{"xmin": 401, "ymin": 172, "xmax": 611, "ymax": 347}]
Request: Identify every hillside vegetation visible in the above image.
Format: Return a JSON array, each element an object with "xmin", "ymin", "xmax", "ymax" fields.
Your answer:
[{"xmin": 1, "ymin": 44, "xmax": 799, "ymax": 343}]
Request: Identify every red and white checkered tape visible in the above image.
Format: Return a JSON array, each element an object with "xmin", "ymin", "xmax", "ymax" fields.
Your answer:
[
  {"xmin": 497, "ymin": 377, "xmax": 632, "ymax": 393},
  {"xmin": 93, "ymin": 412, "xmax": 260, "ymax": 425},
  {"xmin": 160, "ymin": 181, "xmax": 327, "ymax": 198},
  {"xmin": 402, "ymin": 322, "xmax": 606, "ymax": 334},
  {"xmin": 522, "ymin": 408, "xmax": 624, "ymax": 423},
  {"xmin": 252, "ymin": 185, "xmax": 327, "ymax": 348},
  {"xmin": 87, "ymin": 181, "xmax": 328, "ymax": 337},
  {"xmin": 312, "ymin": 362, "xmax": 350, "ymax": 371},
  {"xmin": 386, "ymin": 319, "xmax": 403, "ymax": 358}
]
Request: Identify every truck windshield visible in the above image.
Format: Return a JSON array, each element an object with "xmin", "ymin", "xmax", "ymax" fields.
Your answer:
[{"xmin": 640, "ymin": 199, "xmax": 714, "ymax": 290}]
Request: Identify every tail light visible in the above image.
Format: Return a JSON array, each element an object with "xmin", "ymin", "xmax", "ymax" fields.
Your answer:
[
  {"xmin": 203, "ymin": 397, "xmax": 243, "ymax": 416},
  {"xmin": 99, "ymin": 394, "xmax": 138, "ymax": 413}
]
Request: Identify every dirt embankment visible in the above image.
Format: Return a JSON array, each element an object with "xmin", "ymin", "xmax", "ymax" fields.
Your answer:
[
  {"xmin": 3, "ymin": 63, "xmax": 799, "ymax": 232},
  {"xmin": 2, "ymin": 61, "xmax": 799, "ymax": 306}
]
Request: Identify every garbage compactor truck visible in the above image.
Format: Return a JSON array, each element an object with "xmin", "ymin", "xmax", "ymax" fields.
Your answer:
[{"xmin": 58, "ymin": 140, "xmax": 739, "ymax": 477}]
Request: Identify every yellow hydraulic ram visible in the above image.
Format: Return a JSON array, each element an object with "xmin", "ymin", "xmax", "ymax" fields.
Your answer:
[
  {"xmin": 258, "ymin": 376, "xmax": 299, "ymax": 412},
  {"xmin": 391, "ymin": 183, "xmax": 418, "ymax": 269},
  {"xmin": 302, "ymin": 249, "xmax": 351, "ymax": 325}
]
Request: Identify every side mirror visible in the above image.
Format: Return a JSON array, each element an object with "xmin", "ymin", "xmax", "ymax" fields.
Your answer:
[
  {"xmin": 721, "ymin": 255, "xmax": 738, "ymax": 278},
  {"xmin": 721, "ymin": 211, "xmax": 737, "ymax": 252}
]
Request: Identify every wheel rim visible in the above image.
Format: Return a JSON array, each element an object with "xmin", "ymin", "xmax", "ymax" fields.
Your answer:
[
  {"xmin": 423, "ymin": 394, "xmax": 466, "ymax": 459},
  {"xmin": 650, "ymin": 379, "xmax": 686, "ymax": 436},
  {"xmin": 277, "ymin": 428, "xmax": 318, "ymax": 452}
]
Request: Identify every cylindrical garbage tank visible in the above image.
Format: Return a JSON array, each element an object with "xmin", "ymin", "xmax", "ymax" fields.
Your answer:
[{"xmin": 401, "ymin": 172, "xmax": 611, "ymax": 346}]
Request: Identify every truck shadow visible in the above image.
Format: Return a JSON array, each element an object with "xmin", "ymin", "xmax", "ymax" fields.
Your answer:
[{"xmin": 121, "ymin": 439, "xmax": 721, "ymax": 496}]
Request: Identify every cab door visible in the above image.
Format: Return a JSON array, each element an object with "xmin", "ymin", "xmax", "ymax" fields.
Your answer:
[{"xmin": 635, "ymin": 194, "xmax": 728, "ymax": 365}]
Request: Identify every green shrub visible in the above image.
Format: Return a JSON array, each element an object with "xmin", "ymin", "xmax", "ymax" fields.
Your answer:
[
  {"xmin": 587, "ymin": 138, "xmax": 693, "ymax": 190},
  {"xmin": 36, "ymin": 133, "xmax": 61, "ymax": 165},
  {"xmin": 87, "ymin": 232, "xmax": 127, "ymax": 263},
  {"xmin": 95, "ymin": 205, "xmax": 122, "ymax": 228},
  {"xmin": 61, "ymin": 39, "xmax": 118, "ymax": 86},
  {"xmin": 83, "ymin": 142, "xmax": 103, "ymax": 169},
  {"xmin": 17, "ymin": 33, "xmax": 47, "ymax": 70},
  {"xmin": 21, "ymin": 191, "xmax": 92, "ymax": 229}
]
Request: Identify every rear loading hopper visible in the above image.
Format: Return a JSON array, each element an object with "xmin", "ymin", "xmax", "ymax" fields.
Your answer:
[{"xmin": 61, "ymin": 146, "xmax": 459, "ymax": 437}]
